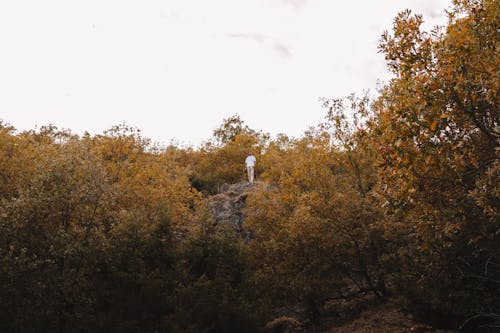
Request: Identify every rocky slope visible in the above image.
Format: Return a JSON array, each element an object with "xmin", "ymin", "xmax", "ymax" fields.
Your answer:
[{"xmin": 207, "ymin": 181, "xmax": 260, "ymax": 238}]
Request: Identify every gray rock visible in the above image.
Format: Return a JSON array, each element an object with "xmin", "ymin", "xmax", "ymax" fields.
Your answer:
[{"xmin": 207, "ymin": 181, "xmax": 262, "ymax": 238}]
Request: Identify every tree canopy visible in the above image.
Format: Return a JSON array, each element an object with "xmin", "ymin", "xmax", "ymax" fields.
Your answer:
[{"xmin": 0, "ymin": 1, "xmax": 498, "ymax": 331}]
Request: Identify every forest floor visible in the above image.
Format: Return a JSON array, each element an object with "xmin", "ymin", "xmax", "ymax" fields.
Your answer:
[
  {"xmin": 317, "ymin": 301, "xmax": 454, "ymax": 333},
  {"xmin": 265, "ymin": 295, "xmax": 457, "ymax": 332},
  {"xmin": 263, "ymin": 293, "xmax": 457, "ymax": 333}
]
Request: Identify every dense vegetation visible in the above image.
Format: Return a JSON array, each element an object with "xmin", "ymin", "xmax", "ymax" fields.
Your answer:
[{"xmin": 0, "ymin": 1, "xmax": 498, "ymax": 331}]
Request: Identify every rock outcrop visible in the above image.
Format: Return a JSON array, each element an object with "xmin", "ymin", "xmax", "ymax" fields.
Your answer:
[{"xmin": 207, "ymin": 181, "xmax": 259, "ymax": 238}]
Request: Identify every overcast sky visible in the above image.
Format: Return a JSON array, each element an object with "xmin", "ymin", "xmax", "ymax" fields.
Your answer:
[{"xmin": 0, "ymin": 0, "xmax": 452, "ymax": 145}]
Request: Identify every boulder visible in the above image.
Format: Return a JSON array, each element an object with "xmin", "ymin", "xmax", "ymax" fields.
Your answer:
[{"xmin": 207, "ymin": 181, "xmax": 260, "ymax": 238}]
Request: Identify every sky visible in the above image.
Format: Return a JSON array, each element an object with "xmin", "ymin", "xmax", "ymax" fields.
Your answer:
[{"xmin": 0, "ymin": 0, "xmax": 452, "ymax": 146}]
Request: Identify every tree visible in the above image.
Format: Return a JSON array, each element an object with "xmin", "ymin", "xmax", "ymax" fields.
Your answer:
[
  {"xmin": 212, "ymin": 115, "xmax": 254, "ymax": 146},
  {"xmin": 244, "ymin": 110, "xmax": 386, "ymax": 322},
  {"xmin": 373, "ymin": 0, "xmax": 499, "ymax": 328},
  {"xmin": 189, "ymin": 116, "xmax": 268, "ymax": 194}
]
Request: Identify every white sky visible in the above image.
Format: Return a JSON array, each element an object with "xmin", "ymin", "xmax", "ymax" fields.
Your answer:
[{"xmin": 0, "ymin": 0, "xmax": 451, "ymax": 146}]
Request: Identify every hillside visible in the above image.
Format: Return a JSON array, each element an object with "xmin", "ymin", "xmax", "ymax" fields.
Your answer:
[
  {"xmin": 207, "ymin": 182, "xmax": 459, "ymax": 333},
  {"xmin": 0, "ymin": 2, "xmax": 498, "ymax": 331}
]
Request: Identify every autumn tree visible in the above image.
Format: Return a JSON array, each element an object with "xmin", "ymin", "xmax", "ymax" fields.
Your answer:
[
  {"xmin": 0, "ymin": 124, "xmax": 225, "ymax": 331},
  {"xmin": 189, "ymin": 116, "xmax": 268, "ymax": 194},
  {"xmin": 373, "ymin": 0, "xmax": 499, "ymax": 328},
  {"xmin": 244, "ymin": 102, "xmax": 386, "ymax": 322},
  {"xmin": 212, "ymin": 114, "xmax": 255, "ymax": 146}
]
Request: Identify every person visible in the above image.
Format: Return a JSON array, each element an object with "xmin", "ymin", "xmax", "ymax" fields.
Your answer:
[{"xmin": 245, "ymin": 154, "xmax": 256, "ymax": 183}]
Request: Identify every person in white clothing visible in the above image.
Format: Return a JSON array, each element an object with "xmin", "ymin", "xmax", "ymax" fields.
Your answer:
[{"xmin": 245, "ymin": 155, "xmax": 256, "ymax": 183}]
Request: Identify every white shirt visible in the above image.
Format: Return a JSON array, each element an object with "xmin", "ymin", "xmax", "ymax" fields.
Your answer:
[{"xmin": 245, "ymin": 155, "xmax": 256, "ymax": 167}]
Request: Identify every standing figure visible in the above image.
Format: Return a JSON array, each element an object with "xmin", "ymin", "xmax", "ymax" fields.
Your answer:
[{"xmin": 245, "ymin": 154, "xmax": 256, "ymax": 183}]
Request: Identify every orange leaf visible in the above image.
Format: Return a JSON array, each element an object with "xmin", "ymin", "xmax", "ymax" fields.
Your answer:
[{"xmin": 430, "ymin": 118, "xmax": 438, "ymax": 131}]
